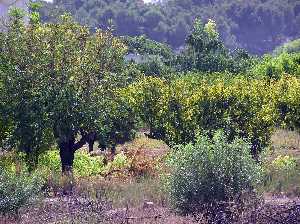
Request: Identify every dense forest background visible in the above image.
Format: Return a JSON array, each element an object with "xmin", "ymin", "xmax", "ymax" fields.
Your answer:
[{"xmin": 39, "ymin": 0, "xmax": 300, "ymax": 55}]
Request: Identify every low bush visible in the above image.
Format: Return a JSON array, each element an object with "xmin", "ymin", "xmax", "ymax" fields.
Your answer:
[
  {"xmin": 0, "ymin": 167, "xmax": 43, "ymax": 215},
  {"xmin": 0, "ymin": 151, "xmax": 27, "ymax": 174},
  {"xmin": 38, "ymin": 150, "xmax": 105, "ymax": 178},
  {"xmin": 263, "ymin": 154, "xmax": 298, "ymax": 194},
  {"xmin": 271, "ymin": 155, "xmax": 297, "ymax": 172},
  {"xmin": 164, "ymin": 131, "xmax": 262, "ymax": 214}
]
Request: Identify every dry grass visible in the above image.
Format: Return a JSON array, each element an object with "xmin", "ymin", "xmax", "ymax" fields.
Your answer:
[
  {"xmin": 262, "ymin": 129, "xmax": 300, "ymax": 196},
  {"xmin": 2, "ymin": 131, "xmax": 300, "ymax": 223},
  {"xmin": 272, "ymin": 129, "xmax": 300, "ymax": 150},
  {"xmin": 75, "ymin": 176, "xmax": 167, "ymax": 208},
  {"xmin": 120, "ymin": 134, "xmax": 169, "ymax": 155}
]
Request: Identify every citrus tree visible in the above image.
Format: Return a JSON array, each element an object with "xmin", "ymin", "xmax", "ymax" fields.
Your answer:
[
  {"xmin": 124, "ymin": 75, "xmax": 281, "ymax": 156},
  {"xmin": 0, "ymin": 8, "xmax": 135, "ymax": 172}
]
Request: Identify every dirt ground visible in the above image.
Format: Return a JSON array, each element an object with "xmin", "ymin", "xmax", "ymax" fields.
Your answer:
[{"xmin": 2, "ymin": 131, "xmax": 300, "ymax": 224}]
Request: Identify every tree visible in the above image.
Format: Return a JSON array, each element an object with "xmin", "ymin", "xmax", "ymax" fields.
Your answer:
[
  {"xmin": 274, "ymin": 39, "xmax": 300, "ymax": 55},
  {"xmin": 39, "ymin": 0, "xmax": 300, "ymax": 54},
  {"xmin": 0, "ymin": 8, "xmax": 135, "ymax": 173},
  {"xmin": 177, "ymin": 18, "xmax": 230, "ymax": 72},
  {"xmin": 122, "ymin": 35, "xmax": 175, "ymax": 77}
]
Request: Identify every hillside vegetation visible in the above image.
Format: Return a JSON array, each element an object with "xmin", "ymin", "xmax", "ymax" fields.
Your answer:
[
  {"xmin": 1, "ymin": 3, "xmax": 300, "ymax": 223},
  {"xmin": 39, "ymin": 0, "xmax": 300, "ymax": 54}
]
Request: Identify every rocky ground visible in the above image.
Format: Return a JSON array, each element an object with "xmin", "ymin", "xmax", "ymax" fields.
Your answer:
[{"xmin": 1, "ymin": 194, "xmax": 300, "ymax": 224}]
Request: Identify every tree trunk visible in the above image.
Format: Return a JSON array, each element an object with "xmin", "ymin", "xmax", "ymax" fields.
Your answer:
[
  {"xmin": 59, "ymin": 141, "xmax": 75, "ymax": 174},
  {"xmin": 57, "ymin": 132, "xmax": 93, "ymax": 194},
  {"xmin": 58, "ymin": 139, "xmax": 75, "ymax": 195}
]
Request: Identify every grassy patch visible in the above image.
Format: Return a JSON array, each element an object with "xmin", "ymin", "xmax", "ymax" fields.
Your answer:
[
  {"xmin": 262, "ymin": 129, "xmax": 300, "ymax": 196},
  {"xmin": 75, "ymin": 176, "xmax": 167, "ymax": 208}
]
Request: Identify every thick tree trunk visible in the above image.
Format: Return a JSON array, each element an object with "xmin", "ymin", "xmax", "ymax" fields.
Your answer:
[
  {"xmin": 58, "ymin": 140, "xmax": 75, "ymax": 195},
  {"xmin": 55, "ymin": 130, "xmax": 97, "ymax": 194},
  {"xmin": 59, "ymin": 141, "xmax": 75, "ymax": 174},
  {"xmin": 88, "ymin": 141, "xmax": 93, "ymax": 152},
  {"xmin": 57, "ymin": 132, "xmax": 93, "ymax": 173},
  {"xmin": 87, "ymin": 132, "xmax": 96, "ymax": 153}
]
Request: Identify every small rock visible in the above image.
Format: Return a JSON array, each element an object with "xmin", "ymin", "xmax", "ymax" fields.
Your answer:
[{"xmin": 143, "ymin": 201, "xmax": 155, "ymax": 209}]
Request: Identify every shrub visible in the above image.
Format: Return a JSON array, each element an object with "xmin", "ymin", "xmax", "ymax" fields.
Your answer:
[
  {"xmin": 263, "ymin": 154, "xmax": 298, "ymax": 193},
  {"xmin": 277, "ymin": 76, "xmax": 300, "ymax": 131},
  {"xmin": 110, "ymin": 152, "xmax": 128, "ymax": 169},
  {"xmin": 0, "ymin": 167, "xmax": 43, "ymax": 215},
  {"xmin": 164, "ymin": 131, "xmax": 262, "ymax": 214},
  {"xmin": 251, "ymin": 53, "xmax": 300, "ymax": 79},
  {"xmin": 0, "ymin": 151, "xmax": 27, "ymax": 174},
  {"xmin": 271, "ymin": 155, "xmax": 297, "ymax": 173},
  {"xmin": 274, "ymin": 39, "xmax": 300, "ymax": 54},
  {"xmin": 38, "ymin": 150, "xmax": 105, "ymax": 178},
  {"xmin": 125, "ymin": 75, "xmax": 280, "ymax": 156}
]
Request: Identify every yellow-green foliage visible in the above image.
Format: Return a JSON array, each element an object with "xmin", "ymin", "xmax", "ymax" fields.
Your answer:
[
  {"xmin": 251, "ymin": 53, "xmax": 300, "ymax": 79},
  {"xmin": 124, "ymin": 75, "xmax": 300, "ymax": 155},
  {"xmin": 271, "ymin": 155, "xmax": 297, "ymax": 172},
  {"xmin": 278, "ymin": 76, "xmax": 300, "ymax": 131},
  {"xmin": 38, "ymin": 150, "xmax": 105, "ymax": 178},
  {"xmin": 263, "ymin": 154, "xmax": 298, "ymax": 193},
  {"xmin": 0, "ymin": 151, "xmax": 27, "ymax": 173}
]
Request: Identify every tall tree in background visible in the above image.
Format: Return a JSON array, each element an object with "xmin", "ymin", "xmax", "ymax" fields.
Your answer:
[
  {"xmin": 177, "ymin": 19, "xmax": 230, "ymax": 72},
  {"xmin": 39, "ymin": 0, "xmax": 300, "ymax": 55}
]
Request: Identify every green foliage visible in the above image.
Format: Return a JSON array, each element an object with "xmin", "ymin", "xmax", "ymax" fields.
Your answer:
[
  {"xmin": 177, "ymin": 18, "xmax": 230, "ymax": 73},
  {"xmin": 110, "ymin": 152, "xmax": 128, "ymax": 169},
  {"xmin": 39, "ymin": 0, "xmax": 300, "ymax": 55},
  {"xmin": 271, "ymin": 155, "xmax": 297, "ymax": 173},
  {"xmin": 274, "ymin": 39, "xmax": 300, "ymax": 55},
  {"xmin": 0, "ymin": 152, "xmax": 27, "ymax": 174},
  {"xmin": 263, "ymin": 154, "xmax": 298, "ymax": 194},
  {"xmin": 164, "ymin": 131, "xmax": 262, "ymax": 214},
  {"xmin": 176, "ymin": 19, "xmax": 255, "ymax": 74},
  {"xmin": 74, "ymin": 151, "xmax": 105, "ymax": 177},
  {"xmin": 0, "ymin": 167, "xmax": 43, "ymax": 215},
  {"xmin": 123, "ymin": 35, "xmax": 175, "ymax": 78},
  {"xmin": 0, "ymin": 10, "xmax": 136, "ymax": 170},
  {"xmin": 123, "ymin": 35, "xmax": 173, "ymax": 60},
  {"xmin": 38, "ymin": 150, "xmax": 105, "ymax": 178},
  {"xmin": 37, "ymin": 150, "xmax": 61, "ymax": 173},
  {"xmin": 136, "ymin": 55, "xmax": 175, "ymax": 78},
  {"xmin": 125, "ymin": 75, "xmax": 281, "ymax": 155},
  {"xmin": 251, "ymin": 53, "xmax": 300, "ymax": 79},
  {"xmin": 276, "ymin": 76, "xmax": 300, "ymax": 131},
  {"xmin": 122, "ymin": 77, "xmax": 168, "ymax": 140}
]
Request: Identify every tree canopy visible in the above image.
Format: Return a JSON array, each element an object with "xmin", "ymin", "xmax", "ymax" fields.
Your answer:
[
  {"xmin": 39, "ymin": 0, "xmax": 300, "ymax": 55},
  {"xmin": 0, "ymin": 8, "xmax": 136, "ymax": 171}
]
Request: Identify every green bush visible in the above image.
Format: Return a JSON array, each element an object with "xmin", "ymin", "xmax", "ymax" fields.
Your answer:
[
  {"xmin": 38, "ymin": 150, "xmax": 105, "ymax": 178},
  {"xmin": 277, "ymin": 76, "xmax": 300, "ymax": 131},
  {"xmin": 164, "ymin": 131, "xmax": 262, "ymax": 214},
  {"xmin": 125, "ymin": 75, "xmax": 280, "ymax": 155},
  {"xmin": 274, "ymin": 39, "xmax": 300, "ymax": 55},
  {"xmin": 74, "ymin": 151, "xmax": 105, "ymax": 177},
  {"xmin": 0, "ymin": 151, "xmax": 27, "ymax": 173},
  {"xmin": 263, "ymin": 154, "xmax": 298, "ymax": 193},
  {"xmin": 271, "ymin": 155, "xmax": 297, "ymax": 172},
  {"xmin": 251, "ymin": 53, "xmax": 300, "ymax": 79},
  {"xmin": 110, "ymin": 152, "xmax": 128, "ymax": 169},
  {"xmin": 0, "ymin": 167, "xmax": 43, "ymax": 215}
]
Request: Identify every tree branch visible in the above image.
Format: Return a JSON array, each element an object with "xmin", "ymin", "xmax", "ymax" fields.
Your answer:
[{"xmin": 72, "ymin": 134, "xmax": 88, "ymax": 152}]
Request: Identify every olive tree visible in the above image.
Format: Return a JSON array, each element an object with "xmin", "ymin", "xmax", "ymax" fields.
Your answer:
[{"xmin": 0, "ymin": 8, "xmax": 135, "ymax": 173}]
